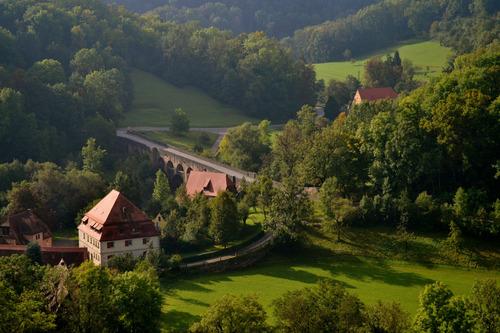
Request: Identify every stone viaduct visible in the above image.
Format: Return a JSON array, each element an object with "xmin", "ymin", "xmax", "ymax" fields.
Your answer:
[{"xmin": 117, "ymin": 129, "xmax": 257, "ymax": 188}]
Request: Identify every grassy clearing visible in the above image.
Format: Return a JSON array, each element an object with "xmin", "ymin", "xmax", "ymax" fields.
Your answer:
[
  {"xmin": 160, "ymin": 225, "xmax": 499, "ymax": 332},
  {"xmin": 121, "ymin": 69, "xmax": 256, "ymax": 127},
  {"xmin": 180, "ymin": 210, "xmax": 264, "ymax": 259},
  {"xmin": 138, "ymin": 130, "xmax": 219, "ymax": 153},
  {"xmin": 52, "ymin": 228, "xmax": 78, "ymax": 240},
  {"xmin": 314, "ymin": 40, "xmax": 452, "ymax": 82}
]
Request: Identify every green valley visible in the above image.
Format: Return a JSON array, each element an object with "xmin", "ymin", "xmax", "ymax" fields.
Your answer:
[{"xmin": 314, "ymin": 40, "xmax": 452, "ymax": 82}]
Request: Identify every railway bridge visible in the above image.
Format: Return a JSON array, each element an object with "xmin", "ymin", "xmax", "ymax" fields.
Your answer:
[{"xmin": 117, "ymin": 129, "xmax": 257, "ymax": 188}]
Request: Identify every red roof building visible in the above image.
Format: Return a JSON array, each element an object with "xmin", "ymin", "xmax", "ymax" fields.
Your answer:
[
  {"xmin": 0, "ymin": 210, "xmax": 52, "ymax": 247},
  {"xmin": 353, "ymin": 87, "xmax": 398, "ymax": 105},
  {"xmin": 186, "ymin": 171, "xmax": 236, "ymax": 198},
  {"xmin": 78, "ymin": 190, "xmax": 160, "ymax": 266}
]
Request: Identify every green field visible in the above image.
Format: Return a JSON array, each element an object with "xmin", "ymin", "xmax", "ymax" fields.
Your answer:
[
  {"xmin": 138, "ymin": 130, "xmax": 219, "ymax": 153},
  {"xmin": 161, "ymin": 226, "xmax": 499, "ymax": 331},
  {"xmin": 121, "ymin": 69, "xmax": 256, "ymax": 127},
  {"xmin": 314, "ymin": 40, "xmax": 452, "ymax": 82}
]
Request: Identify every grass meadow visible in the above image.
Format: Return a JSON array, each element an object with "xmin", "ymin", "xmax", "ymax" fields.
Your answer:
[
  {"xmin": 121, "ymin": 69, "xmax": 256, "ymax": 128},
  {"xmin": 314, "ymin": 40, "xmax": 452, "ymax": 82},
  {"xmin": 138, "ymin": 130, "xmax": 219, "ymax": 153},
  {"xmin": 160, "ymin": 225, "xmax": 499, "ymax": 332}
]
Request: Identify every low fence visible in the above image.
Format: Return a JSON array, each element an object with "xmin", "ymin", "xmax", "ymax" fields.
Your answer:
[
  {"xmin": 180, "ymin": 235, "xmax": 273, "ymax": 274},
  {"xmin": 181, "ymin": 230, "xmax": 265, "ymax": 264},
  {"xmin": 0, "ymin": 244, "xmax": 88, "ymax": 266}
]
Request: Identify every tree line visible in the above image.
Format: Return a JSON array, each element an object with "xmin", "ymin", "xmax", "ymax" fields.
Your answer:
[
  {"xmin": 105, "ymin": 0, "xmax": 375, "ymax": 38},
  {"xmin": 0, "ymin": 0, "xmax": 318, "ymax": 163},
  {"xmin": 288, "ymin": 0, "xmax": 499, "ymax": 62},
  {"xmin": 189, "ymin": 279, "xmax": 499, "ymax": 333},
  {"xmin": 217, "ymin": 45, "xmax": 499, "ymax": 239},
  {"xmin": 0, "ymin": 254, "xmax": 163, "ymax": 333}
]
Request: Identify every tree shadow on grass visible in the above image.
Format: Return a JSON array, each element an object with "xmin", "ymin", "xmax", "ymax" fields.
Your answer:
[
  {"xmin": 176, "ymin": 296, "xmax": 210, "ymax": 307},
  {"xmin": 162, "ymin": 279, "xmax": 215, "ymax": 294},
  {"xmin": 313, "ymin": 255, "xmax": 434, "ymax": 287},
  {"xmin": 161, "ymin": 310, "xmax": 200, "ymax": 333}
]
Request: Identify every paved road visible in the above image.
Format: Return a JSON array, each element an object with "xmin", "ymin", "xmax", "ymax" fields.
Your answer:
[
  {"xmin": 182, "ymin": 232, "xmax": 274, "ymax": 269},
  {"xmin": 124, "ymin": 126, "xmax": 229, "ymax": 135},
  {"xmin": 117, "ymin": 129, "xmax": 256, "ymax": 182}
]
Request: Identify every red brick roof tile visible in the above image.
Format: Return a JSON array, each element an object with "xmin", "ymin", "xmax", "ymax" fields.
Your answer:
[
  {"xmin": 357, "ymin": 87, "xmax": 398, "ymax": 101},
  {"xmin": 186, "ymin": 171, "xmax": 235, "ymax": 197}
]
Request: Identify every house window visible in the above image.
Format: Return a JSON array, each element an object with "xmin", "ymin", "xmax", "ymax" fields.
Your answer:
[
  {"xmin": 107, "ymin": 242, "xmax": 114, "ymax": 248},
  {"xmin": 108, "ymin": 255, "xmax": 113, "ymax": 260},
  {"xmin": 125, "ymin": 240, "xmax": 132, "ymax": 247},
  {"xmin": 143, "ymin": 238, "xmax": 149, "ymax": 245}
]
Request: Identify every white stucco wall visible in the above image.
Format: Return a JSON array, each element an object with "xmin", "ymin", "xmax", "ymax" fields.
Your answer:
[{"xmin": 79, "ymin": 230, "xmax": 160, "ymax": 266}]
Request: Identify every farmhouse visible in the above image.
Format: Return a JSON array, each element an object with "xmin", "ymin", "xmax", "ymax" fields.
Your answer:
[
  {"xmin": 352, "ymin": 87, "xmax": 398, "ymax": 105},
  {"xmin": 0, "ymin": 210, "xmax": 52, "ymax": 246},
  {"xmin": 78, "ymin": 190, "xmax": 160, "ymax": 266},
  {"xmin": 186, "ymin": 171, "xmax": 237, "ymax": 198}
]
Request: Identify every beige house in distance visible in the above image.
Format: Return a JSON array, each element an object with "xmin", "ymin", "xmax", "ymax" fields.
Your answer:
[{"xmin": 78, "ymin": 190, "xmax": 160, "ymax": 266}]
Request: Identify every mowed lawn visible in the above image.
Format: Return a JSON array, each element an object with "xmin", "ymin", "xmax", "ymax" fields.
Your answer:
[
  {"xmin": 314, "ymin": 40, "xmax": 452, "ymax": 82},
  {"xmin": 161, "ymin": 253, "xmax": 499, "ymax": 332},
  {"xmin": 121, "ymin": 69, "xmax": 256, "ymax": 127}
]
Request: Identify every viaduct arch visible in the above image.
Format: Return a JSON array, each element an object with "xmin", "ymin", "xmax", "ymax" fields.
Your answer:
[{"xmin": 117, "ymin": 129, "xmax": 256, "ymax": 188}]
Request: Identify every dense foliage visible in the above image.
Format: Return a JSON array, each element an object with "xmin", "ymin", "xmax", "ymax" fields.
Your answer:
[
  {"xmin": 0, "ymin": 255, "xmax": 163, "ymax": 333},
  {"xmin": 189, "ymin": 279, "xmax": 499, "ymax": 333},
  {"xmin": 289, "ymin": 0, "xmax": 499, "ymax": 62},
  {"xmin": 0, "ymin": 145, "xmax": 158, "ymax": 231},
  {"xmin": 269, "ymin": 45, "xmax": 500, "ymax": 238},
  {"xmin": 105, "ymin": 0, "xmax": 375, "ymax": 38},
  {"xmin": 0, "ymin": 0, "xmax": 318, "ymax": 163}
]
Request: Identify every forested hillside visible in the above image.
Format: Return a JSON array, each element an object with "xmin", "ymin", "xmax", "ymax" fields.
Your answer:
[
  {"xmin": 289, "ymin": 0, "xmax": 499, "ymax": 62},
  {"xmin": 0, "ymin": 0, "xmax": 317, "ymax": 163},
  {"xmin": 269, "ymin": 45, "xmax": 500, "ymax": 238},
  {"xmin": 104, "ymin": 0, "xmax": 376, "ymax": 37}
]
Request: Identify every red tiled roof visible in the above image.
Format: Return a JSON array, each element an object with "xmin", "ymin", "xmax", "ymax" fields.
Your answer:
[
  {"xmin": 1, "ymin": 210, "xmax": 52, "ymax": 245},
  {"xmin": 357, "ymin": 87, "xmax": 398, "ymax": 101},
  {"xmin": 0, "ymin": 244, "xmax": 88, "ymax": 266},
  {"xmin": 186, "ymin": 171, "xmax": 235, "ymax": 197},
  {"xmin": 78, "ymin": 190, "xmax": 159, "ymax": 241}
]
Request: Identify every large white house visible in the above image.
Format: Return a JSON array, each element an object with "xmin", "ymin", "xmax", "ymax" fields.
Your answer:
[{"xmin": 78, "ymin": 190, "xmax": 160, "ymax": 266}]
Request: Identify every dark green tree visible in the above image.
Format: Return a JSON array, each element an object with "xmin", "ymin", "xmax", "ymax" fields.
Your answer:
[
  {"xmin": 170, "ymin": 108, "xmax": 190, "ymax": 136},
  {"xmin": 190, "ymin": 295, "xmax": 269, "ymax": 333},
  {"xmin": 25, "ymin": 242, "xmax": 42, "ymax": 265},
  {"xmin": 81, "ymin": 138, "xmax": 106, "ymax": 174},
  {"xmin": 209, "ymin": 191, "xmax": 240, "ymax": 245}
]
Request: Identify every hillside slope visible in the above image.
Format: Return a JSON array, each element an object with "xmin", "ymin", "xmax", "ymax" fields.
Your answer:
[
  {"xmin": 314, "ymin": 40, "xmax": 452, "ymax": 82},
  {"xmin": 121, "ymin": 70, "xmax": 256, "ymax": 128}
]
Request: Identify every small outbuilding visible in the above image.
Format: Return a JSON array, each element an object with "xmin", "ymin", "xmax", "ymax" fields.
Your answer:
[
  {"xmin": 186, "ymin": 171, "xmax": 236, "ymax": 198},
  {"xmin": 352, "ymin": 87, "xmax": 398, "ymax": 105},
  {"xmin": 0, "ymin": 210, "xmax": 52, "ymax": 246}
]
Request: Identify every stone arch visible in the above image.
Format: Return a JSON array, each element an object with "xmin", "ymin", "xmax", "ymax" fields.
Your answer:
[
  {"xmin": 166, "ymin": 160, "xmax": 175, "ymax": 178},
  {"xmin": 176, "ymin": 164, "xmax": 184, "ymax": 173},
  {"xmin": 171, "ymin": 174, "xmax": 184, "ymax": 191},
  {"xmin": 186, "ymin": 167, "xmax": 193, "ymax": 179},
  {"xmin": 158, "ymin": 158, "xmax": 165, "ymax": 171}
]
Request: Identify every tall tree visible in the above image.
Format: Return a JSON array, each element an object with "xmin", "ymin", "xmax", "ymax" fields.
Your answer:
[
  {"xmin": 190, "ymin": 295, "xmax": 269, "ymax": 333},
  {"xmin": 265, "ymin": 178, "xmax": 311, "ymax": 244},
  {"xmin": 81, "ymin": 138, "xmax": 106, "ymax": 174},
  {"xmin": 170, "ymin": 108, "xmax": 190, "ymax": 136},
  {"xmin": 209, "ymin": 191, "xmax": 240, "ymax": 245}
]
